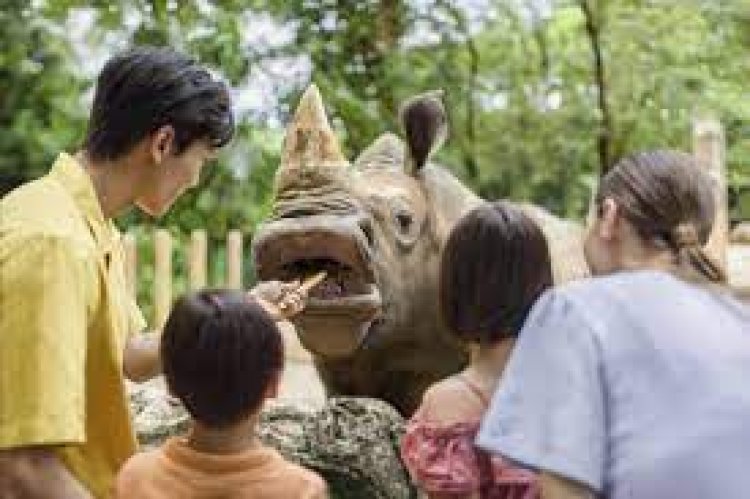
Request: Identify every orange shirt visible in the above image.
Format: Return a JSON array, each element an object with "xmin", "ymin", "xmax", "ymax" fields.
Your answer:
[{"xmin": 115, "ymin": 437, "xmax": 327, "ymax": 499}]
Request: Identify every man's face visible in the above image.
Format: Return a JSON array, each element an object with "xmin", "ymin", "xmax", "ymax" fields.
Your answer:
[{"xmin": 136, "ymin": 140, "xmax": 217, "ymax": 217}]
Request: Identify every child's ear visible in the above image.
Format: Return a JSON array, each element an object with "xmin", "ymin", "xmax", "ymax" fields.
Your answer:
[{"xmin": 264, "ymin": 371, "xmax": 282, "ymax": 400}]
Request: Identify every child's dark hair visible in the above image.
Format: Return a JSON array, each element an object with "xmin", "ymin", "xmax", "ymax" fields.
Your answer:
[
  {"xmin": 85, "ymin": 46, "xmax": 234, "ymax": 161},
  {"xmin": 161, "ymin": 289, "xmax": 284, "ymax": 428},
  {"xmin": 440, "ymin": 201, "xmax": 553, "ymax": 343}
]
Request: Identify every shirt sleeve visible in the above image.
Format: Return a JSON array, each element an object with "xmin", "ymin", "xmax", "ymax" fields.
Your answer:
[
  {"xmin": 475, "ymin": 289, "xmax": 606, "ymax": 492},
  {"xmin": 400, "ymin": 418, "xmax": 482, "ymax": 494},
  {"xmin": 0, "ymin": 234, "xmax": 90, "ymax": 448}
]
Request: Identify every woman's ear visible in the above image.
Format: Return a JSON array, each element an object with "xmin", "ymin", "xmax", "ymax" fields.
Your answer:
[
  {"xmin": 150, "ymin": 125, "xmax": 175, "ymax": 165},
  {"xmin": 598, "ymin": 198, "xmax": 620, "ymax": 241}
]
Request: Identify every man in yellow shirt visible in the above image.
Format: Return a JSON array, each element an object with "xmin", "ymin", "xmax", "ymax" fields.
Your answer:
[{"xmin": 0, "ymin": 47, "xmax": 303, "ymax": 498}]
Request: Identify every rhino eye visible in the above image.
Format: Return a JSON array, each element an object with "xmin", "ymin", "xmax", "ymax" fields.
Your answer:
[{"xmin": 395, "ymin": 210, "xmax": 413, "ymax": 232}]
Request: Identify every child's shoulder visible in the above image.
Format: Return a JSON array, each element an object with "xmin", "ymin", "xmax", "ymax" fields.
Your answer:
[
  {"xmin": 422, "ymin": 376, "xmax": 470, "ymax": 406},
  {"xmin": 114, "ymin": 446, "xmax": 165, "ymax": 497},
  {"xmin": 415, "ymin": 375, "xmax": 485, "ymax": 426},
  {"xmin": 118, "ymin": 446, "xmax": 162, "ymax": 475},
  {"xmin": 272, "ymin": 449, "xmax": 326, "ymax": 483},
  {"xmin": 266, "ymin": 449, "xmax": 327, "ymax": 497}
]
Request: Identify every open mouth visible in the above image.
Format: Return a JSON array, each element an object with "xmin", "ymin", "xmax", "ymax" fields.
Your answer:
[
  {"xmin": 254, "ymin": 225, "xmax": 380, "ymax": 309},
  {"xmin": 253, "ymin": 221, "xmax": 382, "ymax": 358},
  {"xmin": 277, "ymin": 258, "xmax": 373, "ymax": 301}
]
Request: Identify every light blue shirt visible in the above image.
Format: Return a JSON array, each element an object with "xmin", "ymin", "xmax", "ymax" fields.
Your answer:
[{"xmin": 477, "ymin": 270, "xmax": 750, "ymax": 499}]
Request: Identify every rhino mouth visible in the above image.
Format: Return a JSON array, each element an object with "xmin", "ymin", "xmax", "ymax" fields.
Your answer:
[
  {"xmin": 253, "ymin": 224, "xmax": 382, "ymax": 358},
  {"xmin": 279, "ymin": 258, "xmax": 373, "ymax": 300},
  {"xmin": 254, "ymin": 228, "xmax": 379, "ymax": 307}
]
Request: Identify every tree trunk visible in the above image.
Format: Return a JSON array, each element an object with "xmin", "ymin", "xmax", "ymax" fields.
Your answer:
[{"xmin": 578, "ymin": 0, "xmax": 614, "ymax": 176}]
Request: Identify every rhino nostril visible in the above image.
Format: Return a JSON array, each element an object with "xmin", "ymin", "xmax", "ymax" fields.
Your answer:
[{"xmin": 359, "ymin": 218, "xmax": 375, "ymax": 248}]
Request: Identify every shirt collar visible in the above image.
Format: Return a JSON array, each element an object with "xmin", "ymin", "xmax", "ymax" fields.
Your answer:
[{"xmin": 48, "ymin": 152, "xmax": 118, "ymax": 256}]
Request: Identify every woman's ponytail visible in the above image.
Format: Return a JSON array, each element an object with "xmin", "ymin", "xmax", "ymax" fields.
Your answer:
[{"xmin": 670, "ymin": 223, "xmax": 726, "ymax": 283}]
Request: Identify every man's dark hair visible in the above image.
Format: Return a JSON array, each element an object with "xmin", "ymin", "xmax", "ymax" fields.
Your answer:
[
  {"xmin": 85, "ymin": 46, "xmax": 234, "ymax": 161},
  {"xmin": 440, "ymin": 201, "xmax": 553, "ymax": 343},
  {"xmin": 161, "ymin": 289, "xmax": 284, "ymax": 428}
]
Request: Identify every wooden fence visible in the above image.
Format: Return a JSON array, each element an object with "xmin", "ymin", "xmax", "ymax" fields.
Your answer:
[{"xmin": 123, "ymin": 229, "xmax": 246, "ymax": 329}]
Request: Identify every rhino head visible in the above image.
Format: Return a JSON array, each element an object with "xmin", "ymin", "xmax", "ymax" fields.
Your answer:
[{"xmin": 253, "ymin": 85, "xmax": 587, "ymax": 415}]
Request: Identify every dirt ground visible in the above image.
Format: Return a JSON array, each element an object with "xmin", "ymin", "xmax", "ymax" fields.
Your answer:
[{"xmin": 272, "ymin": 322, "xmax": 326, "ymax": 405}]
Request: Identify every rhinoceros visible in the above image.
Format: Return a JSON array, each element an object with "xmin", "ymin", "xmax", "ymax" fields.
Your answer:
[{"xmin": 253, "ymin": 85, "xmax": 588, "ymax": 415}]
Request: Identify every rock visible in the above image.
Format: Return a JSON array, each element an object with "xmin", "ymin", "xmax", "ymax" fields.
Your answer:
[{"xmin": 129, "ymin": 384, "xmax": 417, "ymax": 499}]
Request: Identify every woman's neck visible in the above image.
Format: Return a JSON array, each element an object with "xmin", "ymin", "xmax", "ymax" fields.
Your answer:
[
  {"xmin": 465, "ymin": 337, "xmax": 516, "ymax": 390},
  {"xmin": 187, "ymin": 416, "xmax": 260, "ymax": 454},
  {"xmin": 612, "ymin": 218, "xmax": 678, "ymax": 274}
]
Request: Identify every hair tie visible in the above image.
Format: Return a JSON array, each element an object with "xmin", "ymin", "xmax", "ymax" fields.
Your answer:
[{"xmin": 672, "ymin": 223, "xmax": 699, "ymax": 249}]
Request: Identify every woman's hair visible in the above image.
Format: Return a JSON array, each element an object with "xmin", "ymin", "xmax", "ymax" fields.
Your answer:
[
  {"xmin": 596, "ymin": 149, "xmax": 725, "ymax": 283},
  {"xmin": 439, "ymin": 201, "xmax": 553, "ymax": 343},
  {"xmin": 161, "ymin": 289, "xmax": 284, "ymax": 428}
]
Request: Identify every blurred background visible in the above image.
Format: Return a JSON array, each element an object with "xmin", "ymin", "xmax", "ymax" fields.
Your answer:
[{"xmin": 2, "ymin": 0, "xmax": 749, "ymax": 321}]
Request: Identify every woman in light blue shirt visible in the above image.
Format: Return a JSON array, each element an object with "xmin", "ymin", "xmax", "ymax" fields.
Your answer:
[{"xmin": 477, "ymin": 150, "xmax": 750, "ymax": 499}]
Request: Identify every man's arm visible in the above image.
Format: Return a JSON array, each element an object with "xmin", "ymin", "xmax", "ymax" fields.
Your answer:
[
  {"xmin": 123, "ymin": 333, "xmax": 161, "ymax": 383},
  {"xmin": 540, "ymin": 472, "xmax": 597, "ymax": 499},
  {"xmin": 0, "ymin": 448, "xmax": 92, "ymax": 498}
]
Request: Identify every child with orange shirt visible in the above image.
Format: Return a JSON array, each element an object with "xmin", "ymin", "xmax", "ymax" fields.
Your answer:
[{"xmin": 115, "ymin": 289, "xmax": 326, "ymax": 498}]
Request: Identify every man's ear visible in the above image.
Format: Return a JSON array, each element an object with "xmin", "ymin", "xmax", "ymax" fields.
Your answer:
[
  {"xmin": 598, "ymin": 197, "xmax": 620, "ymax": 241},
  {"xmin": 150, "ymin": 125, "xmax": 175, "ymax": 165}
]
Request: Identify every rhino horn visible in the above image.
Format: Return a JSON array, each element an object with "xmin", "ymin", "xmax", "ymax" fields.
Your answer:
[{"xmin": 279, "ymin": 84, "xmax": 349, "ymax": 172}]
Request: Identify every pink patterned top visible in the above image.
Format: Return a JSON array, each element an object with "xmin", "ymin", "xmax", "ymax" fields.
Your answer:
[{"xmin": 401, "ymin": 376, "xmax": 539, "ymax": 498}]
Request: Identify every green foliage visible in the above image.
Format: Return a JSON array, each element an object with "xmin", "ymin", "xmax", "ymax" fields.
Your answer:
[{"xmin": 0, "ymin": 0, "xmax": 87, "ymax": 188}]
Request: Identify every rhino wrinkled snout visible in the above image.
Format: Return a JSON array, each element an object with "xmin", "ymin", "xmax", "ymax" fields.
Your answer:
[
  {"xmin": 358, "ymin": 217, "xmax": 375, "ymax": 250},
  {"xmin": 252, "ymin": 213, "xmax": 382, "ymax": 358}
]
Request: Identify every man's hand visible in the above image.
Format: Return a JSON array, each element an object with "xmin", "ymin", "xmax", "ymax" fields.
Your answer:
[
  {"xmin": 0, "ymin": 447, "xmax": 92, "ymax": 498},
  {"xmin": 249, "ymin": 280, "xmax": 308, "ymax": 321}
]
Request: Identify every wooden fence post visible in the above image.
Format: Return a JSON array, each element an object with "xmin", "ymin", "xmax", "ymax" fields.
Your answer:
[
  {"xmin": 693, "ymin": 117, "xmax": 728, "ymax": 272},
  {"xmin": 226, "ymin": 230, "xmax": 243, "ymax": 289},
  {"xmin": 123, "ymin": 233, "xmax": 137, "ymax": 299},
  {"xmin": 154, "ymin": 229, "xmax": 172, "ymax": 329},
  {"xmin": 189, "ymin": 230, "xmax": 207, "ymax": 290}
]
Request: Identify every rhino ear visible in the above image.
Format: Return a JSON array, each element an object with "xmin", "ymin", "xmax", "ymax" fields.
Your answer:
[
  {"xmin": 354, "ymin": 132, "xmax": 405, "ymax": 171},
  {"xmin": 399, "ymin": 89, "xmax": 448, "ymax": 174}
]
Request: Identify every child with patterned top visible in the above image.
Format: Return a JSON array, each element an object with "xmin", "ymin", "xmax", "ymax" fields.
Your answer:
[
  {"xmin": 401, "ymin": 201, "xmax": 552, "ymax": 498},
  {"xmin": 115, "ymin": 289, "xmax": 326, "ymax": 498}
]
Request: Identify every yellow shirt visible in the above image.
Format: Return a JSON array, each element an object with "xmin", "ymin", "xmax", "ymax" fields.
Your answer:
[{"xmin": 0, "ymin": 153, "xmax": 146, "ymax": 498}]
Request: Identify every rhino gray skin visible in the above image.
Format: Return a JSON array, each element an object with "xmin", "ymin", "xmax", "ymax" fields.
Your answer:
[{"xmin": 253, "ymin": 85, "xmax": 588, "ymax": 415}]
